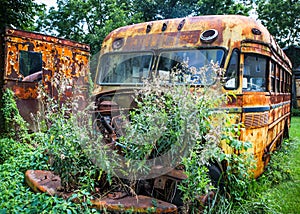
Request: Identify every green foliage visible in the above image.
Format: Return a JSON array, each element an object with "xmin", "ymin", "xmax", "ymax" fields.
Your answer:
[
  {"xmin": 131, "ymin": 0, "xmax": 199, "ymax": 21},
  {"xmin": 44, "ymin": 114, "xmax": 98, "ymax": 191},
  {"xmin": 35, "ymin": 72, "xmax": 102, "ymax": 192},
  {"xmin": 0, "ymin": 138, "xmax": 22, "ymax": 164},
  {"xmin": 35, "ymin": 0, "xmax": 142, "ymax": 55},
  {"xmin": 230, "ymin": 137, "xmax": 299, "ymax": 214},
  {"xmin": 0, "ymin": 73, "xmax": 104, "ymax": 213},
  {"xmin": 283, "ymin": 46, "xmax": 300, "ymax": 69},
  {"xmin": 179, "ymin": 153, "xmax": 212, "ymax": 213},
  {"xmin": 207, "ymin": 118, "xmax": 300, "ymax": 214},
  {"xmin": 131, "ymin": 0, "xmax": 252, "ymax": 21},
  {"xmin": 0, "ymin": 85, "xmax": 98, "ymax": 213},
  {"xmin": 0, "ymin": 89, "xmax": 28, "ymax": 141},
  {"xmin": 196, "ymin": 0, "xmax": 252, "ymax": 15},
  {"xmin": 0, "ymin": 0, "xmax": 46, "ymax": 31},
  {"xmin": 261, "ymin": 141, "xmax": 293, "ymax": 185},
  {"xmin": 256, "ymin": 0, "xmax": 300, "ymax": 47}
]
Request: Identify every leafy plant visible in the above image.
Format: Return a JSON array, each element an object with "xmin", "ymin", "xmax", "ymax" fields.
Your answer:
[
  {"xmin": 35, "ymin": 71, "xmax": 102, "ymax": 192},
  {"xmin": 0, "ymin": 89, "xmax": 28, "ymax": 141}
]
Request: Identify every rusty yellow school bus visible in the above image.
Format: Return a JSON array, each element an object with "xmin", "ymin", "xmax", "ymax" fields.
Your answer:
[{"xmin": 92, "ymin": 15, "xmax": 292, "ymax": 211}]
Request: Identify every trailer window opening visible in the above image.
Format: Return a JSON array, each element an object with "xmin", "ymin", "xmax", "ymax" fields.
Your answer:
[
  {"xmin": 157, "ymin": 49, "xmax": 224, "ymax": 85},
  {"xmin": 19, "ymin": 51, "xmax": 42, "ymax": 78},
  {"xmin": 99, "ymin": 52, "xmax": 153, "ymax": 85}
]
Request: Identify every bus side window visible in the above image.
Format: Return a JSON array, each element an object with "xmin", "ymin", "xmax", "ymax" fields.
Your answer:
[
  {"xmin": 243, "ymin": 55, "xmax": 267, "ymax": 92},
  {"xmin": 270, "ymin": 61, "xmax": 276, "ymax": 92},
  {"xmin": 225, "ymin": 49, "xmax": 239, "ymax": 89}
]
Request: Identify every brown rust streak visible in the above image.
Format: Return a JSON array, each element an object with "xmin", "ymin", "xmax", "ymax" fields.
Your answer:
[
  {"xmin": 242, "ymin": 92, "xmax": 270, "ymax": 107},
  {"xmin": 5, "ymin": 29, "xmax": 90, "ymax": 81}
]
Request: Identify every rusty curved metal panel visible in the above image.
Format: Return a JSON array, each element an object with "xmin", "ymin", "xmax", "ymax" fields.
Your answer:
[{"xmin": 101, "ymin": 15, "xmax": 271, "ymax": 54}]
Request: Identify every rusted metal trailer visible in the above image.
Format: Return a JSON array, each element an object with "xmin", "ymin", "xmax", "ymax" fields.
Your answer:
[{"xmin": 0, "ymin": 27, "xmax": 90, "ymax": 128}]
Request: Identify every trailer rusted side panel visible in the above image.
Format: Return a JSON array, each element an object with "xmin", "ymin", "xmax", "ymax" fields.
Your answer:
[{"xmin": 0, "ymin": 28, "xmax": 90, "ymax": 128}]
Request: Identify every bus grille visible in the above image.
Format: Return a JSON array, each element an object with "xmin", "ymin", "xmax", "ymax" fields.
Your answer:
[{"xmin": 245, "ymin": 112, "xmax": 269, "ymax": 128}]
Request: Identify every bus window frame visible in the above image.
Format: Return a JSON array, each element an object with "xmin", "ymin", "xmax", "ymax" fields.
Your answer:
[
  {"xmin": 276, "ymin": 64, "xmax": 280, "ymax": 93},
  {"xmin": 242, "ymin": 53, "xmax": 268, "ymax": 92},
  {"xmin": 224, "ymin": 48, "xmax": 240, "ymax": 90},
  {"xmin": 96, "ymin": 51, "xmax": 155, "ymax": 86},
  {"xmin": 270, "ymin": 60, "xmax": 276, "ymax": 92},
  {"xmin": 280, "ymin": 66, "xmax": 284, "ymax": 93},
  {"xmin": 96, "ymin": 47, "xmax": 227, "ymax": 86}
]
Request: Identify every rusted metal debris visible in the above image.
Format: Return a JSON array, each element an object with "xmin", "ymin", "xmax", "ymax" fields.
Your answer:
[
  {"xmin": 25, "ymin": 170, "xmax": 178, "ymax": 213},
  {"xmin": 0, "ymin": 27, "xmax": 90, "ymax": 128}
]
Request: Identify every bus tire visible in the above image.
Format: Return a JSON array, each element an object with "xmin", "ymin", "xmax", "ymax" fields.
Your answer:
[{"xmin": 208, "ymin": 164, "xmax": 225, "ymax": 194}]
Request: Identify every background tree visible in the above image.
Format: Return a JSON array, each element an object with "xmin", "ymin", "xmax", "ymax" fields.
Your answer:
[
  {"xmin": 131, "ymin": 0, "xmax": 199, "ymax": 21},
  {"xmin": 0, "ymin": 0, "xmax": 45, "ymax": 31},
  {"xmin": 131, "ymin": 0, "xmax": 252, "ymax": 21},
  {"xmin": 195, "ymin": 0, "xmax": 252, "ymax": 15},
  {"xmin": 36, "ymin": 0, "xmax": 253, "ymax": 55},
  {"xmin": 256, "ymin": 0, "xmax": 300, "ymax": 48},
  {"xmin": 35, "ymin": 0, "xmax": 142, "ymax": 55}
]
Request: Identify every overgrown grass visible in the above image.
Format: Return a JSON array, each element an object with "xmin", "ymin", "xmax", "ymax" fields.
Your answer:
[{"xmin": 263, "ymin": 116, "xmax": 300, "ymax": 214}]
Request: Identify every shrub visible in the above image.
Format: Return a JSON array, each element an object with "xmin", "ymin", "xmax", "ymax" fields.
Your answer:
[
  {"xmin": 34, "ymin": 71, "xmax": 103, "ymax": 192},
  {"xmin": 0, "ymin": 89, "xmax": 28, "ymax": 141}
]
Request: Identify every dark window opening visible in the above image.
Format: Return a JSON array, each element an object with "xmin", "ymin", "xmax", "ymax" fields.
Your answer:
[{"xmin": 19, "ymin": 51, "xmax": 42, "ymax": 81}]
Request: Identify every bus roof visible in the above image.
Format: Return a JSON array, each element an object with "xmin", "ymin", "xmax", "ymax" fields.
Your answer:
[{"xmin": 101, "ymin": 15, "xmax": 291, "ymax": 68}]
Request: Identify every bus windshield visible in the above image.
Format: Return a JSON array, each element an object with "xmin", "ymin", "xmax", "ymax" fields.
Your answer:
[
  {"xmin": 98, "ymin": 49, "xmax": 224, "ymax": 85},
  {"xmin": 157, "ymin": 49, "xmax": 224, "ymax": 85},
  {"xmin": 98, "ymin": 52, "xmax": 154, "ymax": 85}
]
